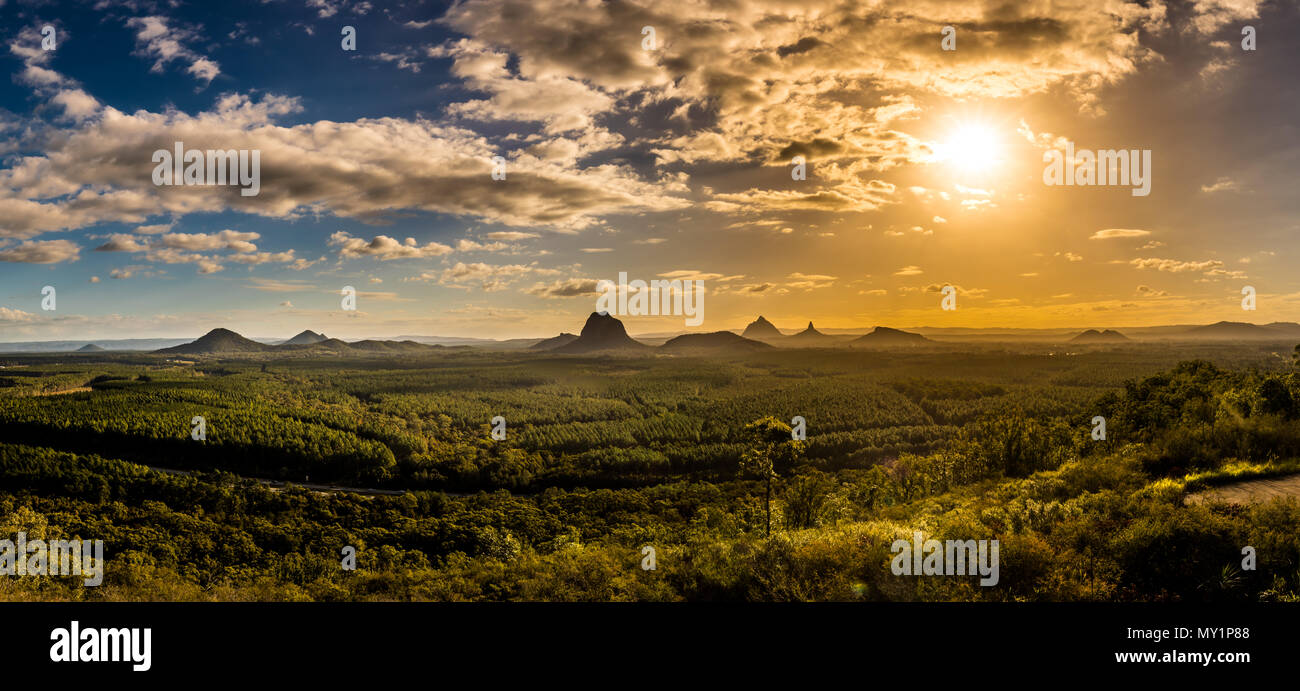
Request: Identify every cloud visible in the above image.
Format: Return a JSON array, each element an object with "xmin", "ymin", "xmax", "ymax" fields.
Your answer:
[
  {"xmin": 228, "ymin": 250, "xmax": 297, "ymax": 265},
  {"xmin": 658, "ymin": 270, "xmax": 741, "ymax": 282},
  {"xmin": 126, "ymin": 16, "xmax": 221, "ymax": 85},
  {"xmin": 330, "ymin": 232, "xmax": 454, "ymax": 260},
  {"xmin": 1131, "ymin": 257, "xmax": 1224, "ymax": 273},
  {"xmin": 707, "ymin": 180, "xmax": 896, "ymax": 215},
  {"xmin": 785, "ymin": 272, "xmax": 836, "ymax": 290},
  {"xmin": 1090, "ymin": 228, "xmax": 1151, "ymax": 240},
  {"xmin": 52, "ymin": 89, "xmax": 101, "ymax": 121},
  {"xmin": 923, "ymin": 283, "xmax": 987, "ymax": 298},
  {"xmin": 1200, "ymin": 177, "xmax": 1238, "ymax": 194},
  {"xmin": 485, "ymin": 231, "xmax": 539, "ymax": 241},
  {"xmin": 429, "ymin": 39, "xmax": 617, "ymax": 132},
  {"xmin": 250, "ymin": 278, "xmax": 316, "ymax": 292},
  {"xmin": 525, "ymin": 277, "xmax": 600, "ymax": 298},
  {"xmin": 0, "ymin": 239, "xmax": 80, "ymax": 264},
  {"xmin": 0, "ymin": 307, "xmax": 36, "ymax": 322},
  {"xmin": 441, "ymin": 0, "xmax": 1168, "ymax": 163},
  {"xmin": 456, "ymin": 238, "xmax": 510, "ymax": 252},
  {"xmin": 159, "ymin": 230, "xmax": 261, "ymax": 253},
  {"xmin": 0, "ymin": 92, "xmax": 687, "ymax": 241},
  {"xmin": 426, "ymin": 262, "xmax": 533, "ymax": 291},
  {"xmin": 95, "ymin": 230, "xmax": 262, "ymax": 255},
  {"xmin": 894, "ymin": 265, "xmax": 922, "ymax": 276},
  {"xmin": 95, "ymin": 234, "xmax": 150, "ymax": 252}
]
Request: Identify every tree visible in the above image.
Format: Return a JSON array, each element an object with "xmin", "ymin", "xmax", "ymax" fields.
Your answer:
[{"xmin": 739, "ymin": 416, "xmax": 806, "ymax": 537}]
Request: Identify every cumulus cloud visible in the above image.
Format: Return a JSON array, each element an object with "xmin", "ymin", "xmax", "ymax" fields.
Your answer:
[
  {"xmin": 0, "ymin": 307, "xmax": 36, "ymax": 322},
  {"xmin": 1131, "ymin": 257, "xmax": 1224, "ymax": 273},
  {"xmin": 425, "ymin": 261, "xmax": 534, "ymax": 291},
  {"xmin": 0, "ymin": 239, "xmax": 80, "ymax": 264},
  {"xmin": 331, "ymin": 232, "xmax": 454, "ymax": 260}
]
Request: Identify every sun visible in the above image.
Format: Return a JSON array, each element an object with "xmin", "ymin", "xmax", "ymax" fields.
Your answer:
[{"xmin": 939, "ymin": 124, "xmax": 1002, "ymax": 174}]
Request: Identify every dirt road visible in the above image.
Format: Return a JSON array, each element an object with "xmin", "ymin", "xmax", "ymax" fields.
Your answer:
[{"xmin": 1185, "ymin": 473, "xmax": 1300, "ymax": 505}]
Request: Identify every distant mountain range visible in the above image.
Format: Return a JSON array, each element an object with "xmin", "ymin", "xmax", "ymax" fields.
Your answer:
[
  {"xmin": 154, "ymin": 328, "xmax": 442, "ymax": 356},
  {"xmin": 531, "ymin": 313, "xmax": 771, "ymax": 354},
  {"xmin": 1179, "ymin": 321, "xmax": 1300, "ymax": 341},
  {"xmin": 5, "ymin": 319, "xmax": 1300, "ymax": 354}
]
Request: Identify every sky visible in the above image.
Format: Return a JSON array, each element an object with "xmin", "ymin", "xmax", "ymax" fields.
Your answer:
[{"xmin": 0, "ymin": 0, "xmax": 1298, "ymax": 341}]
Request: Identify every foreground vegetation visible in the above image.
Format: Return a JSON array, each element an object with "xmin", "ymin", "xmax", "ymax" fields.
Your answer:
[{"xmin": 1, "ymin": 343, "xmax": 1299, "ymax": 601}]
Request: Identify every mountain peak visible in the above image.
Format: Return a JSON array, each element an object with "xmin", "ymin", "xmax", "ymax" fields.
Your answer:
[
  {"xmin": 786, "ymin": 320, "xmax": 833, "ymax": 343},
  {"xmin": 155, "ymin": 328, "xmax": 272, "ymax": 354},
  {"xmin": 555, "ymin": 312, "xmax": 648, "ymax": 353},
  {"xmin": 1069, "ymin": 328, "xmax": 1131, "ymax": 343},
  {"xmin": 283, "ymin": 329, "xmax": 328, "ymax": 346},
  {"xmin": 741, "ymin": 315, "xmax": 783, "ymax": 339}
]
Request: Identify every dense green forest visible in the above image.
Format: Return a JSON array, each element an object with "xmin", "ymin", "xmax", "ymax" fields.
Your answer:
[{"xmin": 2, "ymin": 343, "xmax": 1299, "ymax": 601}]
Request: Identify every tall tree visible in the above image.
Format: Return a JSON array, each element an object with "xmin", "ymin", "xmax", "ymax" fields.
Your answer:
[{"xmin": 739, "ymin": 416, "xmax": 806, "ymax": 537}]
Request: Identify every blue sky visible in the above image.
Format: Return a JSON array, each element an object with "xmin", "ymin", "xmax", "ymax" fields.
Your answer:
[{"xmin": 1, "ymin": 0, "xmax": 1298, "ymax": 340}]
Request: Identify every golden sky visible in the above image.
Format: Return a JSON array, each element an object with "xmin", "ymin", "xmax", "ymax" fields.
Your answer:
[{"xmin": 1, "ymin": 0, "xmax": 1297, "ymax": 340}]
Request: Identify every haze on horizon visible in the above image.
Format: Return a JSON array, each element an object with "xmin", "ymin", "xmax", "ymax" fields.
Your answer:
[{"xmin": 1, "ymin": 0, "xmax": 1298, "ymax": 342}]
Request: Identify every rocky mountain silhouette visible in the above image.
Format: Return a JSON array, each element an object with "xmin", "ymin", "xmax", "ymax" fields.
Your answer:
[
  {"xmin": 661, "ymin": 331, "xmax": 774, "ymax": 352},
  {"xmin": 554, "ymin": 312, "xmax": 650, "ymax": 353},
  {"xmin": 1069, "ymin": 329, "xmax": 1131, "ymax": 343},
  {"xmin": 741, "ymin": 316, "xmax": 783, "ymax": 340},
  {"xmin": 850, "ymin": 326, "xmax": 930, "ymax": 347}
]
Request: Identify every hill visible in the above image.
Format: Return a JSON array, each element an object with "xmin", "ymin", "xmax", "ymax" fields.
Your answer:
[
  {"xmin": 1182, "ymin": 321, "xmax": 1299, "ymax": 341},
  {"xmin": 554, "ymin": 313, "xmax": 650, "ymax": 353},
  {"xmin": 661, "ymin": 331, "xmax": 774, "ymax": 353},
  {"xmin": 850, "ymin": 326, "xmax": 930, "ymax": 347},
  {"xmin": 76, "ymin": 344, "xmax": 107, "ymax": 353},
  {"xmin": 529, "ymin": 333, "xmax": 579, "ymax": 350},
  {"xmin": 1069, "ymin": 329, "xmax": 1131, "ymax": 344},
  {"xmin": 155, "ymin": 328, "xmax": 274, "ymax": 354},
  {"xmin": 741, "ymin": 316, "xmax": 783, "ymax": 340},
  {"xmin": 785, "ymin": 321, "xmax": 837, "ymax": 346},
  {"xmin": 281, "ymin": 330, "xmax": 328, "ymax": 346}
]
